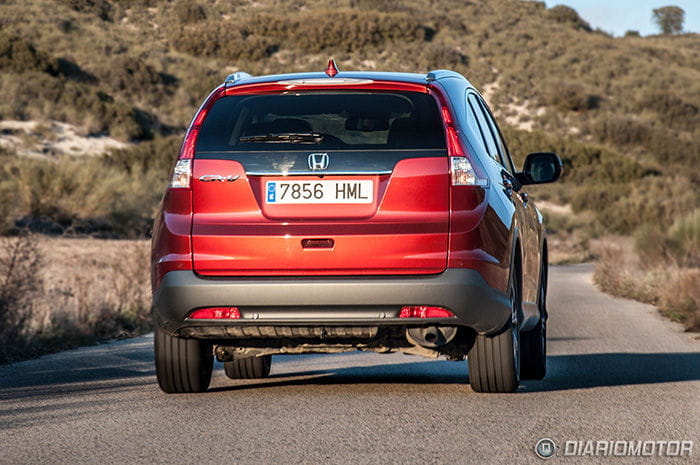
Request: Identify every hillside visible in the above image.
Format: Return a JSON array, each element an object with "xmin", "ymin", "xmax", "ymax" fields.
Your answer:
[{"xmin": 0, "ymin": 0, "xmax": 697, "ymax": 334}]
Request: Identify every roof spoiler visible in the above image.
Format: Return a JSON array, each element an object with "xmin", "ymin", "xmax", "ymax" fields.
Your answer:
[
  {"xmin": 426, "ymin": 70, "xmax": 464, "ymax": 82},
  {"xmin": 224, "ymin": 72, "xmax": 253, "ymax": 85}
]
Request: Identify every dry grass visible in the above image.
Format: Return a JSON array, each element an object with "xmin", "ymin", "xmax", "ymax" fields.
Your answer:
[
  {"xmin": 592, "ymin": 237, "xmax": 700, "ymax": 332},
  {"xmin": 0, "ymin": 235, "xmax": 150, "ymax": 363}
]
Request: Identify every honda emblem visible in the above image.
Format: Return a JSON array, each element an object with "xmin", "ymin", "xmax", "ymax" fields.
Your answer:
[{"xmin": 308, "ymin": 153, "xmax": 329, "ymax": 171}]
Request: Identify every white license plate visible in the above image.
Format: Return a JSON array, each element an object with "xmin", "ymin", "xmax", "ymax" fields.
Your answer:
[{"xmin": 265, "ymin": 180, "xmax": 373, "ymax": 204}]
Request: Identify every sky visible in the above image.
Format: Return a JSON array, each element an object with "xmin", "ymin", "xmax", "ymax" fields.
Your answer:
[{"xmin": 542, "ymin": 0, "xmax": 699, "ymax": 36}]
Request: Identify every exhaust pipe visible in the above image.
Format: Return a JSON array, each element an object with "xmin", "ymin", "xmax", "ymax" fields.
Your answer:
[{"xmin": 407, "ymin": 326, "xmax": 457, "ymax": 348}]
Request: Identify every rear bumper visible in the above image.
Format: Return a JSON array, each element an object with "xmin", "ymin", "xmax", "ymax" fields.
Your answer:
[{"xmin": 152, "ymin": 269, "xmax": 511, "ymax": 337}]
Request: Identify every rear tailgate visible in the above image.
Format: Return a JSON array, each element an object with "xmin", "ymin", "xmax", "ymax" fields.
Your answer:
[{"xmin": 190, "ymin": 89, "xmax": 449, "ymax": 276}]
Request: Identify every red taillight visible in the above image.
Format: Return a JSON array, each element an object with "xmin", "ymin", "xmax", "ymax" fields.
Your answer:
[
  {"xmin": 445, "ymin": 126, "xmax": 465, "ymax": 157},
  {"xmin": 399, "ymin": 306, "xmax": 455, "ymax": 318},
  {"xmin": 170, "ymin": 86, "xmax": 225, "ymax": 189},
  {"xmin": 438, "ymin": 103, "xmax": 488, "ymax": 187},
  {"xmin": 188, "ymin": 307, "xmax": 241, "ymax": 319},
  {"xmin": 179, "ymin": 128, "xmax": 198, "ymax": 160}
]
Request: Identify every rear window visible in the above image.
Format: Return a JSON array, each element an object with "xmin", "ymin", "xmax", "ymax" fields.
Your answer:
[{"xmin": 197, "ymin": 91, "xmax": 445, "ymax": 151}]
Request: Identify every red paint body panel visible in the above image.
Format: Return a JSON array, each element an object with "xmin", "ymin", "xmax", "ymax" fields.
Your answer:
[
  {"xmin": 150, "ymin": 189, "xmax": 193, "ymax": 292},
  {"xmin": 191, "ymin": 157, "xmax": 450, "ymax": 276}
]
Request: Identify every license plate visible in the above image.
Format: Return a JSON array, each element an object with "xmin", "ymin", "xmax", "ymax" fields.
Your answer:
[{"xmin": 266, "ymin": 180, "xmax": 373, "ymax": 204}]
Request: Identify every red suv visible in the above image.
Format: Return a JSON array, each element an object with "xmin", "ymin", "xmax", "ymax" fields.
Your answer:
[{"xmin": 151, "ymin": 62, "xmax": 562, "ymax": 394}]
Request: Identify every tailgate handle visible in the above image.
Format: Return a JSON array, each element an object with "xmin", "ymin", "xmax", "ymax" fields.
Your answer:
[{"xmin": 302, "ymin": 238, "xmax": 334, "ymax": 249}]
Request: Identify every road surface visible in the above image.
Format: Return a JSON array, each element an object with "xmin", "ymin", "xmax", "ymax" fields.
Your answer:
[{"xmin": 0, "ymin": 264, "xmax": 698, "ymax": 464}]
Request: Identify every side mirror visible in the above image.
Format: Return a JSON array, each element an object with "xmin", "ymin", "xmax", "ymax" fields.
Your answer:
[{"xmin": 516, "ymin": 152, "xmax": 563, "ymax": 185}]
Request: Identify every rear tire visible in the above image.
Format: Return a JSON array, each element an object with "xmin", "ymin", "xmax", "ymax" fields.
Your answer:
[
  {"xmin": 224, "ymin": 356, "xmax": 272, "ymax": 379},
  {"xmin": 468, "ymin": 268, "xmax": 521, "ymax": 393},
  {"xmin": 155, "ymin": 327, "xmax": 213, "ymax": 394}
]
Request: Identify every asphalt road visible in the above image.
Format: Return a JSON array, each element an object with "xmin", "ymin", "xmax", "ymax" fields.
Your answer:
[{"xmin": 0, "ymin": 264, "xmax": 698, "ymax": 464}]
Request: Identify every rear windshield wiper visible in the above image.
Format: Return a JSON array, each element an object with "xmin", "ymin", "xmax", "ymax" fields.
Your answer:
[{"xmin": 239, "ymin": 132, "xmax": 324, "ymax": 144}]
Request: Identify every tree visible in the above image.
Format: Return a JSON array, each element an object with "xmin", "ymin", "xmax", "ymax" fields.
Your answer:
[{"xmin": 652, "ymin": 6, "xmax": 685, "ymax": 35}]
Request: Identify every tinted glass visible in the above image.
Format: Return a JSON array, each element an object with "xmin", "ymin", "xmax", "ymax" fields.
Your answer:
[
  {"xmin": 197, "ymin": 92, "xmax": 446, "ymax": 151},
  {"xmin": 467, "ymin": 94, "xmax": 499, "ymax": 163},
  {"xmin": 476, "ymin": 97, "xmax": 515, "ymax": 173}
]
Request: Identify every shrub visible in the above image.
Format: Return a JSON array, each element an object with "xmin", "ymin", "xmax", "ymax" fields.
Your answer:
[
  {"xmin": 634, "ymin": 223, "xmax": 670, "ymax": 266},
  {"xmin": 587, "ymin": 177, "xmax": 697, "ymax": 234},
  {"xmin": 0, "ymin": 33, "xmax": 57, "ymax": 74},
  {"xmin": 645, "ymin": 130, "xmax": 699, "ymax": 166},
  {"xmin": 668, "ymin": 208, "xmax": 700, "ymax": 266},
  {"xmin": 99, "ymin": 55, "xmax": 177, "ymax": 105},
  {"xmin": 106, "ymin": 135, "xmax": 181, "ymax": 175},
  {"xmin": 168, "ymin": 22, "xmax": 277, "ymax": 62},
  {"xmin": 638, "ymin": 92, "xmax": 698, "ymax": 131},
  {"xmin": 545, "ymin": 81, "xmax": 598, "ymax": 111},
  {"xmin": 0, "ymin": 234, "xmax": 42, "ymax": 361},
  {"xmin": 591, "ymin": 116, "xmax": 650, "ymax": 146},
  {"xmin": 59, "ymin": 0, "xmax": 113, "ymax": 21},
  {"xmin": 419, "ymin": 44, "xmax": 469, "ymax": 71},
  {"xmin": 173, "ymin": 1, "xmax": 207, "ymax": 23},
  {"xmin": 594, "ymin": 240, "xmax": 699, "ymax": 331},
  {"xmin": 1, "ymin": 156, "xmax": 162, "ymax": 237},
  {"xmin": 168, "ymin": 10, "xmax": 430, "ymax": 59},
  {"xmin": 546, "ymin": 5, "xmax": 592, "ymax": 32},
  {"xmin": 1, "ymin": 237, "xmax": 152, "ymax": 363},
  {"xmin": 659, "ymin": 269, "xmax": 699, "ymax": 331}
]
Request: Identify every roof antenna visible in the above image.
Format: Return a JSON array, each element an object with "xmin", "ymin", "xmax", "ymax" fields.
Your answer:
[{"xmin": 325, "ymin": 59, "xmax": 339, "ymax": 78}]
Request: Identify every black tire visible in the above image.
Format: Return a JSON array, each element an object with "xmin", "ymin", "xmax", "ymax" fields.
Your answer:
[
  {"xmin": 468, "ymin": 261, "xmax": 521, "ymax": 393},
  {"xmin": 154, "ymin": 327, "xmax": 213, "ymax": 394},
  {"xmin": 521, "ymin": 260, "xmax": 547, "ymax": 380},
  {"xmin": 224, "ymin": 355, "xmax": 272, "ymax": 379}
]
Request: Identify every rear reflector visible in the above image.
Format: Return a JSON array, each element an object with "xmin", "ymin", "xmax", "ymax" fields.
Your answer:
[
  {"xmin": 188, "ymin": 307, "xmax": 241, "ymax": 319},
  {"xmin": 399, "ymin": 306, "xmax": 455, "ymax": 318}
]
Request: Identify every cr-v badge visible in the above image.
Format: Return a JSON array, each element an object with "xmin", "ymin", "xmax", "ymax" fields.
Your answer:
[
  {"xmin": 308, "ymin": 153, "xmax": 329, "ymax": 171},
  {"xmin": 199, "ymin": 175, "xmax": 240, "ymax": 182}
]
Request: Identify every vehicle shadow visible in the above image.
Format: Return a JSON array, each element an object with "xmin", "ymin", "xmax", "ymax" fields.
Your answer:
[
  {"xmin": 522, "ymin": 352, "xmax": 700, "ymax": 392},
  {"xmin": 211, "ymin": 351, "xmax": 700, "ymax": 393},
  {"xmin": 2, "ymin": 350, "xmax": 697, "ymax": 397}
]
